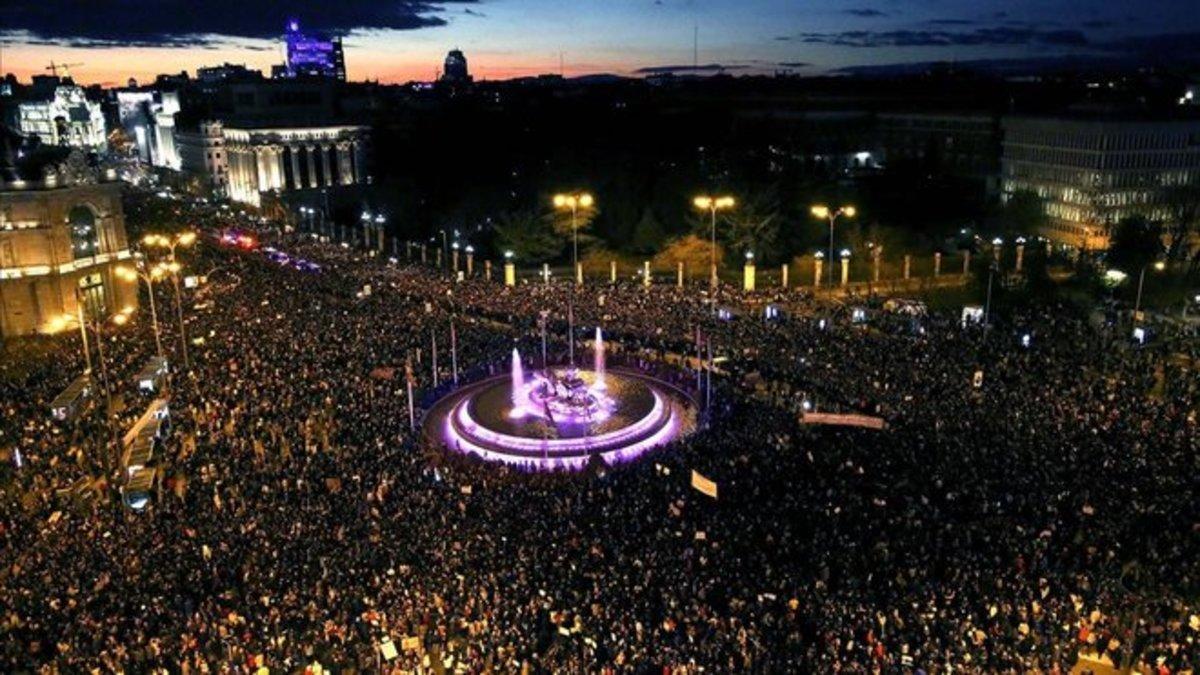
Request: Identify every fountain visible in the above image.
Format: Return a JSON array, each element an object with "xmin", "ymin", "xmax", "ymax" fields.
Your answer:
[
  {"xmin": 594, "ymin": 327, "xmax": 606, "ymax": 389},
  {"xmin": 424, "ymin": 328, "xmax": 697, "ymax": 471},
  {"xmin": 510, "ymin": 349, "xmax": 524, "ymax": 412}
]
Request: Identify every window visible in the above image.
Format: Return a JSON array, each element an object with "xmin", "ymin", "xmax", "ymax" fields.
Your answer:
[
  {"xmin": 78, "ymin": 273, "xmax": 106, "ymax": 318},
  {"xmin": 67, "ymin": 206, "xmax": 98, "ymax": 261}
]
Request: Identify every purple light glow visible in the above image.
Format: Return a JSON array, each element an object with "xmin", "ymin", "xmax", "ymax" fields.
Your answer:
[{"xmin": 427, "ymin": 368, "xmax": 696, "ymax": 472}]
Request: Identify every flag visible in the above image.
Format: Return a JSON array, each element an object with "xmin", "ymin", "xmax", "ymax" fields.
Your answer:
[{"xmin": 691, "ymin": 470, "xmax": 718, "ymax": 499}]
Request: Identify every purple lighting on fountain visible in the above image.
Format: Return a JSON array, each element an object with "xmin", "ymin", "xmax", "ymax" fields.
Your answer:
[
  {"xmin": 594, "ymin": 327, "xmax": 606, "ymax": 388},
  {"xmin": 511, "ymin": 349, "xmax": 524, "ymax": 412}
]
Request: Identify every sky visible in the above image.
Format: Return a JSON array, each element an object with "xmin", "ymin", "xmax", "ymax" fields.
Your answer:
[{"xmin": 2, "ymin": 0, "xmax": 1198, "ymax": 86}]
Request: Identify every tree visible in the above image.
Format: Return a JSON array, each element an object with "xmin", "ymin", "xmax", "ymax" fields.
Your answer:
[
  {"xmin": 1106, "ymin": 216, "xmax": 1162, "ymax": 273},
  {"xmin": 998, "ymin": 190, "xmax": 1047, "ymax": 238},
  {"xmin": 653, "ymin": 234, "xmax": 724, "ymax": 273},
  {"xmin": 630, "ymin": 209, "xmax": 667, "ymax": 254},
  {"xmin": 693, "ymin": 189, "xmax": 782, "ymax": 263},
  {"xmin": 1161, "ymin": 180, "xmax": 1200, "ymax": 263},
  {"xmin": 493, "ymin": 209, "xmax": 563, "ymax": 263}
]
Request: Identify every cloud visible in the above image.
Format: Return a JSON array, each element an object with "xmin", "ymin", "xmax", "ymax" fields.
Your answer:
[
  {"xmin": 633, "ymin": 63, "xmax": 749, "ymax": 74},
  {"xmin": 777, "ymin": 61, "xmax": 810, "ymax": 68},
  {"xmin": 844, "ymin": 8, "xmax": 887, "ymax": 18},
  {"xmin": 0, "ymin": 0, "xmax": 480, "ymax": 48},
  {"xmin": 789, "ymin": 26, "xmax": 1090, "ymax": 48},
  {"xmin": 926, "ymin": 19, "xmax": 976, "ymax": 26}
]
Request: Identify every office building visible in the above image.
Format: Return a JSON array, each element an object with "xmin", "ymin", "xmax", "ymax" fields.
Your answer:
[
  {"xmin": 282, "ymin": 20, "xmax": 346, "ymax": 81},
  {"xmin": 1001, "ymin": 115, "xmax": 1200, "ymax": 248}
]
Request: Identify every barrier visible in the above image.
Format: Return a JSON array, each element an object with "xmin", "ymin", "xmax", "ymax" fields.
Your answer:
[{"xmin": 801, "ymin": 412, "xmax": 887, "ymax": 430}]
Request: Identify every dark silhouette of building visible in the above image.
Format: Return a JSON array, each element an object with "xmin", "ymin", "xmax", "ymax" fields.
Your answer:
[{"xmin": 442, "ymin": 49, "xmax": 472, "ymax": 84}]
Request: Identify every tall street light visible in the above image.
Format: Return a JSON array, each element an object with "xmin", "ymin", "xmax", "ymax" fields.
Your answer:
[
  {"xmin": 553, "ymin": 192, "xmax": 594, "ymax": 284},
  {"xmin": 116, "ymin": 257, "xmax": 169, "ymax": 361},
  {"xmin": 143, "ymin": 232, "xmax": 196, "ymax": 368},
  {"xmin": 693, "ymin": 195, "xmax": 735, "ymax": 289},
  {"xmin": 811, "ymin": 204, "xmax": 856, "ymax": 287},
  {"xmin": 1134, "ymin": 260, "xmax": 1166, "ymax": 319},
  {"xmin": 52, "ymin": 300, "xmax": 133, "ymax": 471}
]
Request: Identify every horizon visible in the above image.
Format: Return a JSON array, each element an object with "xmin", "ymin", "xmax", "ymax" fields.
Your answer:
[{"xmin": 2, "ymin": 0, "xmax": 1198, "ymax": 87}]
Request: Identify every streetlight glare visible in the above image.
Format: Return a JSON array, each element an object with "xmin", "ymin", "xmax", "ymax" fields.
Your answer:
[
  {"xmin": 810, "ymin": 205, "xmax": 830, "ymax": 219},
  {"xmin": 553, "ymin": 194, "xmax": 568, "ymax": 208},
  {"xmin": 1153, "ymin": 261, "xmax": 1166, "ymax": 271},
  {"xmin": 179, "ymin": 232, "xmax": 196, "ymax": 246},
  {"xmin": 693, "ymin": 196, "xmax": 712, "ymax": 209},
  {"xmin": 579, "ymin": 194, "xmax": 594, "ymax": 208},
  {"xmin": 841, "ymin": 206, "xmax": 857, "ymax": 218},
  {"xmin": 840, "ymin": 248, "xmax": 852, "ymax": 258}
]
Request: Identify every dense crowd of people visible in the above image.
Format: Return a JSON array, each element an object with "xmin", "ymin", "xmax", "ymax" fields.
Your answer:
[{"xmin": 1, "ymin": 192, "xmax": 1197, "ymax": 673}]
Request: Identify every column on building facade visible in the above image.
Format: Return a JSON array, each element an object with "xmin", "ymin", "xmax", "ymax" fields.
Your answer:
[
  {"xmin": 337, "ymin": 143, "xmax": 354, "ymax": 185},
  {"xmin": 289, "ymin": 144, "xmax": 303, "ymax": 190},
  {"xmin": 352, "ymin": 141, "xmax": 366, "ymax": 184},
  {"xmin": 306, "ymin": 146, "xmax": 319, "ymax": 189},
  {"xmin": 255, "ymin": 146, "xmax": 269, "ymax": 194},
  {"xmin": 320, "ymin": 144, "xmax": 334, "ymax": 188},
  {"xmin": 268, "ymin": 146, "xmax": 284, "ymax": 191}
]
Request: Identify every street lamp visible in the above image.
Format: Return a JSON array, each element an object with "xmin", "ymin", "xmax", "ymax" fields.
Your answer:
[
  {"xmin": 1134, "ymin": 260, "xmax": 1167, "ymax": 319},
  {"xmin": 55, "ymin": 301, "xmax": 133, "ymax": 471},
  {"xmin": 811, "ymin": 204, "xmax": 856, "ymax": 287},
  {"xmin": 142, "ymin": 232, "xmax": 195, "ymax": 368},
  {"xmin": 115, "ymin": 257, "xmax": 169, "ymax": 361},
  {"xmin": 553, "ymin": 192, "xmax": 595, "ymax": 284},
  {"xmin": 693, "ymin": 195, "xmax": 735, "ymax": 289}
]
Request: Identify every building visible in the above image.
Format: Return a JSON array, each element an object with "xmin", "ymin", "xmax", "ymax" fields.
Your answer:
[
  {"xmin": 1001, "ymin": 115, "xmax": 1200, "ymax": 248},
  {"xmin": 176, "ymin": 121, "xmax": 229, "ymax": 195},
  {"xmin": 1, "ymin": 137, "xmax": 137, "ymax": 337},
  {"xmin": 197, "ymin": 63, "xmax": 263, "ymax": 85},
  {"xmin": 114, "ymin": 89, "xmax": 181, "ymax": 168},
  {"xmin": 442, "ymin": 49, "xmax": 472, "ymax": 84},
  {"xmin": 12, "ymin": 78, "xmax": 106, "ymax": 151},
  {"xmin": 281, "ymin": 20, "xmax": 346, "ymax": 81},
  {"xmin": 877, "ymin": 111, "xmax": 1000, "ymax": 188},
  {"xmin": 222, "ymin": 123, "xmax": 369, "ymax": 206}
]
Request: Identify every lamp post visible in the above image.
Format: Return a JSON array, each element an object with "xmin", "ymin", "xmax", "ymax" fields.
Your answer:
[
  {"xmin": 693, "ymin": 195, "xmax": 735, "ymax": 289},
  {"xmin": 553, "ymin": 192, "xmax": 594, "ymax": 285},
  {"xmin": 1134, "ymin": 261, "xmax": 1166, "ymax": 320},
  {"xmin": 57, "ymin": 300, "xmax": 133, "ymax": 471},
  {"xmin": 811, "ymin": 204, "xmax": 856, "ymax": 287},
  {"xmin": 116, "ymin": 257, "xmax": 168, "ymax": 361},
  {"xmin": 142, "ymin": 232, "xmax": 195, "ymax": 368}
]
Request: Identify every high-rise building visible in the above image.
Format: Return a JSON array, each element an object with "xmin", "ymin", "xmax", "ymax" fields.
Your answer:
[
  {"xmin": 442, "ymin": 49, "xmax": 472, "ymax": 84},
  {"xmin": 282, "ymin": 20, "xmax": 346, "ymax": 81},
  {"xmin": 1001, "ymin": 115, "xmax": 1200, "ymax": 249}
]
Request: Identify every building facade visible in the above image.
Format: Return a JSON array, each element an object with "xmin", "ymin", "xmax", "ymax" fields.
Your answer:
[
  {"xmin": 114, "ymin": 89, "xmax": 181, "ymax": 168},
  {"xmin": 222, "ymin": 124, "xmax": 369, "ymax": 206},
  {"xmin": 15, "ymin": 81, "xmax": 106, "ymax": 151},
  {"xmin": 1, "ymin": 150, "xmax": 137, "ymax": 336},
  {"xmin": 176, "ymin": 121, "xmax": 229, "ymax": 195},
  {"xmin": 282, "ymin": 20, "xmax": 346, "ymax": 81},
  {"xmin": 1001, "ymin": 116, "xmax": 1200, "ymax": 248},
  {"xmin": 878, "ymin": 112, "xmax": 1000, "ymax": 185}
]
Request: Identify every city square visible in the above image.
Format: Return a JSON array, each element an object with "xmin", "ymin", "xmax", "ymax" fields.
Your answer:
[{"xmin": 2, "ymin": 2, "xmax": 1199, "ymax": 673}]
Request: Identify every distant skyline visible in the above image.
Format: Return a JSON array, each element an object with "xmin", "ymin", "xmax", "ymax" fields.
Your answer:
[{"xmin": 2, "ymin": 0, "xmax": 1198, "ymax": 86}]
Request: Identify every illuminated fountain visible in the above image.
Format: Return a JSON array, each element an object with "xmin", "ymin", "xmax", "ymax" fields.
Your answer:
[{"xmin": 424, "ymin": 327, "xmax": 697, "ymax": 471}]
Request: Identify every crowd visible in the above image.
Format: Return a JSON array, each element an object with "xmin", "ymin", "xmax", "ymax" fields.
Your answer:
[{"xmin": 0, "ymin": 193, "xmax": 1197, "ymax": 673}]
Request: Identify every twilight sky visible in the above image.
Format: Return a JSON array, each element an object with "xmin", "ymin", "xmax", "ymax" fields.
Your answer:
[{"xmin": 2, "ymin": 0, "xmax": 1198, "ymax": 85}]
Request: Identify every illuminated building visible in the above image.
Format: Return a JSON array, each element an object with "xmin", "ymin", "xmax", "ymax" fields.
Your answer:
[
  {"xmin": 176, "ymin": 121, "xmax": 229, "ymax": 196},
  {"xmin": 114, "ymin": 89, "xmax": 181, "ymax": 169},
  {"xmin": 1001, "ymin": 115, "xmax": 1200, "ymax": 248},
  {"xmin": 13, "ymin": 78, "xmax": 106, "ymax": 151},
  {"xmin": 0, "ymin": 137, "xmax": 136, "ymax": 337},
  {"xmin": 281, "ymin": 20, "xmax": 345, "ymax": 81},
  {"xmin": 222, "ymin": 123, "xmax": 369, "ymax": 206}
]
